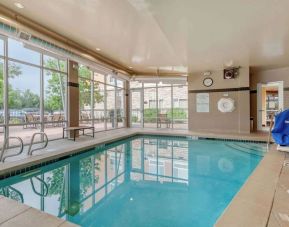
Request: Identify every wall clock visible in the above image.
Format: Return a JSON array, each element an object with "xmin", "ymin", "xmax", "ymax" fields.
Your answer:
[{"xmin": 203, "ymin": 77, "xmax": 213, "ymax": 87}]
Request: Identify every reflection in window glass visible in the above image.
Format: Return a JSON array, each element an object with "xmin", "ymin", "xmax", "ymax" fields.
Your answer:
[
  {"xmin": 44, "ymin": 166, "xmax": 67, "ymax": 216},
  {"xmin": 8, "ymin": 38, "xmax": 40, "ymax": 65},
  {"xmin": 107, "ymin": 149, "xmax": 116, "ymax": 182},
  {"xmin": 8, "ymin": 61, "xmax": 40, "ymax": 124},
  {"xmin": 132, "ymin": 139, "xmax": 142, "ymax": 170},
  {"xmin": 10, "ymin": 179, "xmax": 41, "ymax": 209},
  {"xmin": 144, "ymin": 139, "xmax": 157, "ymax": 174},
  {"xmin": 80, "ymin": 157, "xmax": 94, "ymax": 200},
  {"xmin": 95, "ymin": 153, "xmax": 106, "ymax": 189},
  {"xmin": 95, "ymin": 188, "xmax": 105, "ymax": 204},
  {"xmin": 43, "ymin": 54, "xmax": 67, "ymax": 72}
]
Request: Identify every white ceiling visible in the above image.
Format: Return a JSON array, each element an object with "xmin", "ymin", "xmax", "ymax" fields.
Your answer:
[{"xmin": 1, "ymin": 0, "xmax": 289, "ymax": 74}]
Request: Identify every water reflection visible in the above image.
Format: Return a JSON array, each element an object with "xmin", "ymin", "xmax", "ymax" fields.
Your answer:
[{"xmin": 0, "ymin": 137, "xmax": 262, "ymax": 227}]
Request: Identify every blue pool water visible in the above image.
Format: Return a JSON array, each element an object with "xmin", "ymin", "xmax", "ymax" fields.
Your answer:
[{"xmin": 0, "ymin": 136, "xmax": 265, "ymax": 227}]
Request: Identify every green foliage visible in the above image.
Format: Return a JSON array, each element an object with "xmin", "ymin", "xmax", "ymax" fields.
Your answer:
[
  {"xmin": 80, "ymin": 154, "xmax": 101, "ymax": 198},
  {"xmin": 167, "ymin": 108, "xmax": 187, "ymax": 120},
  {"xmin": 0, "ymin": 62, "xmax": 22, "ymax": 109},
  {"xmin": 143, "ymin": 108, "xmax": 187, "ymax": 123},
  {"xmin": 80, "ymin": 157, "xmax": 94, "ymax": 198},
  {"xmin": 8, "ymin": 89, "xmax": 40, "ymax": 109},
  {"xmin": 144, "ymin": 108, "xmax": 157, "ymax": 123},
  {"xmin": 44, "ymin": 59, "xmax": 66, "ymax": 112},
  {"xmin": 78, "ymin": 65, "xmax": 92, "ymax": 79},
  {"xmin": 79, "ymin": 65, "xmax": 104, "ymax": 109},
  {"xmin": 46, "ymin": 166, "xmax": 66, "ymax": 196},
  {"xmin": 131, "ymin": 116, "xmax": 139, "ymax": 123},
  {"xmin": 46, "ymin": 166, "xmax": 66, "ymax": 214}
]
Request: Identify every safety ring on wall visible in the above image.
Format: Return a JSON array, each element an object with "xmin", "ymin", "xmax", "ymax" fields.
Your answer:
[{"xmin": 218, "ymin": 98, "xmax": 235, "ymax": 113}]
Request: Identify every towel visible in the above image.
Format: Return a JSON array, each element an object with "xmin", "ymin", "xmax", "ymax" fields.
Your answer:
[{"xmin": 272, "ymin": 109, "xmax": 289, "ymax": 145}]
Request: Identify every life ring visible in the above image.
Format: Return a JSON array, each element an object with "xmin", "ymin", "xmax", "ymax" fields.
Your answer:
[{"xmin": 218, "ymin": 98, "xmax": 235, "ymax": 113}]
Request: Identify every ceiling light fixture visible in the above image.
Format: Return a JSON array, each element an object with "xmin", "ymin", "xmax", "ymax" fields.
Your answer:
[
  {"xmin": 14, "ymin": 2, "xmax": 24, "ymax": 9},
  {"xmin": 129, "ymin": 66, "xmax": 133, "ymax": 69},
  {"xmin": 96, "ymin": 48, "xmax": 101, "ymax": 51}
]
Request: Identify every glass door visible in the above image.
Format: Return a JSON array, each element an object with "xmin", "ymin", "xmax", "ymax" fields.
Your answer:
[{"xmin": 130, "ymin": 89, "xmax": 143, "ymax": 127}]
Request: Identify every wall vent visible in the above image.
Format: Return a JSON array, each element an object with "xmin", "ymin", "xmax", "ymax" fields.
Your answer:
[{"xmin": 17, "ymin": 30, "xmax": 31, "ymax": 41}]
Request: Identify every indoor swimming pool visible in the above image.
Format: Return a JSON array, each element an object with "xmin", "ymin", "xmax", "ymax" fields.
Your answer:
[{"xmin": 0, "ymin": 135, "xmax": 266, "ymax": 227}]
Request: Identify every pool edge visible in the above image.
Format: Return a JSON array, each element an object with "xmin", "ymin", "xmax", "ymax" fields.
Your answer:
[{"xmin": 214, "ymin": 144, "xmax": 285, "ymax": 227}]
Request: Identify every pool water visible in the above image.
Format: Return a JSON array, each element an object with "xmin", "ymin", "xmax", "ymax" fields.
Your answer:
[{"xmin": 0, "ymin": 136, "xmax": 265, "ymax": 227}]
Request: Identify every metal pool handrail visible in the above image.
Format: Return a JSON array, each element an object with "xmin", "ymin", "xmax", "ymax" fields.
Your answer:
[
  {"xmin": 27, "ymin": 132, "xmax": 48, "ymax": 156},
  {"xmin": 0, "ymin": 137, "xmax": 24, "ymax": 162}
]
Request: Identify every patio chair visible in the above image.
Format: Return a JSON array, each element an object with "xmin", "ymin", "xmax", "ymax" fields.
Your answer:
[
  {"xmin": 52, "ymin": 113, "xmax": 62, "ymax": 127},
  {"xmin": 157, "ymin": 113, "xmax": 171, "ymax": 128},
  {"xmin": 23, "ymin": 113, "xmax": 37, "ymax": 129}
]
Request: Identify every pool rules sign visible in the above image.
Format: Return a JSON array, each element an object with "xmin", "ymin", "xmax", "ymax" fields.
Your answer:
[{"xmin": 196, "ymin": 93, "xmax": 210, "ymax": 113}]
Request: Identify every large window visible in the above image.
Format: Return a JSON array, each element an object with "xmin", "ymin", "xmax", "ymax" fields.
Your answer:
[
  {"xmin": 78, "ymin": 67, "xmax": 126, "ymax": 131},
  {"xmin": 130, "ymin": 81, "xmax": 188, "ymax": 129},
  {"xmin": 0, "ymin": 36, "xmax": 68, "ymax": 145},
  {"xmin": 0, "ymin": 33, "xmax": 127, "ymax": 147}
]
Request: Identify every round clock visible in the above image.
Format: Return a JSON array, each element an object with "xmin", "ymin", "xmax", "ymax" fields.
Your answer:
[{"xmin": 203, "ymin": 77, "xmax": 213, "ymax": 87}]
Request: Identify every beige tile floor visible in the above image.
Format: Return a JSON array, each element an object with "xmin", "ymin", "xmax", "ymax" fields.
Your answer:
[
  {"xmin": 0, "ymin": 196, "xmax": 79, "ymax": 227},
  {"xmin": 0, "ymin": 128, "xmax": 284, "ymax": 227}
]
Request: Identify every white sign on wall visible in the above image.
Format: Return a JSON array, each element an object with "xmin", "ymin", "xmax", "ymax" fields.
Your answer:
[{"xmin": 196, "ymin": 93, "xmax": 209, "ymax": 112}]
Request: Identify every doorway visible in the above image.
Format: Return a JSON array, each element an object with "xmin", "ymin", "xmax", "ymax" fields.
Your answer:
[{"xmin": 257, "ymin": 81, "xmax": 284, "ymax": 131}]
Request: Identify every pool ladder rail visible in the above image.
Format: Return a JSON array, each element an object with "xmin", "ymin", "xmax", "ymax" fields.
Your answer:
[
  {"xmin": 27, "ymin": 132, "xmax": 48, "ymax": 156},
  {"xmin": 0, "ymin": 137, "xmax": 24, "ymax": 162},
  {"xmin": 0, "ymin": 132, "xmax": 48, "ymax": 162}
]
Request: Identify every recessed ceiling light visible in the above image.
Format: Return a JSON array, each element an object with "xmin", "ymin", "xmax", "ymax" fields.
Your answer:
[
  {"xmin": 96, "ymin": 48, "xmax": 101, "ymax": 51},
  {"xmin": 14, "ymin": 2, "xmax": 24, "ymax": 9}
]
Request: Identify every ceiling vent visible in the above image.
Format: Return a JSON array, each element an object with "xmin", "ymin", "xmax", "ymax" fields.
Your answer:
[{"xmin": 17, "ymin": 30, "xmax": 31, "ymax": 41}]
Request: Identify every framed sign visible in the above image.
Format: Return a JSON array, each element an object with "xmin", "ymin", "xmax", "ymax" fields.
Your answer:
[{"xmin": 196, "ymin": 93, "xmax": 209, "ymax": 112}]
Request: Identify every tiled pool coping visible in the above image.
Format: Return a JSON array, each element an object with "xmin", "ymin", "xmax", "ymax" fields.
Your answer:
[
  {"xmin": 0, "ymin": 128, "xmax": 281, "ymax": 227},
  {"xmin": 0, "ymin": 130, "xmax": 268, "ymax": 178}
]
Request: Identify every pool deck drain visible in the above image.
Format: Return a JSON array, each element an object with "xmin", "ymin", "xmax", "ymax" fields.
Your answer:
[{"xmin": 0, "ymin": 128, "xmax": 283, "ymax": 227}]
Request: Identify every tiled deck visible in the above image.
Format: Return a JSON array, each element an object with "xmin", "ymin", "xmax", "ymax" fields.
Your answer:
[
  {"xmin": 0, "ymin": 196, "xmax": 78, "ymax": 227},
  {"xmin": 0, "ymin": 128, "xmax": 286, "ymax": 227}
]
